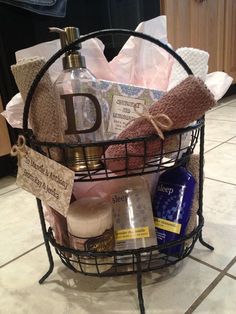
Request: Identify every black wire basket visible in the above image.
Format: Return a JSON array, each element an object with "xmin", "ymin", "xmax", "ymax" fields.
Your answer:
[
  {"xmin": 22, "ymin": 28, "xmax": 203, "ymax": 177},
  {"xmin": 22, "ymin": 29, "xmax": 208, "ymax": 314},
  {"xmin": 47, "ymin": 217, "xmax": 203, "ymax": 277},
  {"xmin": 29, "ymin": 119, "xmax": 202, "ymax": 181}
]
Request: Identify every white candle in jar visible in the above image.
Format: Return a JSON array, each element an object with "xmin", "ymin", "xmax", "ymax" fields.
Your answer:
[{"xmin": 67, "ymin": 197, "xmax": 114, "ymax": 273}]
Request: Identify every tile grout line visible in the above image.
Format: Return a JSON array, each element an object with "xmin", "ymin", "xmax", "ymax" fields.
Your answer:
[
  {"xmin": 225, "ymin": 135, "xmax": 236, "ymax": 144},
  {"xmin": 208, "ymin": 103, "xmax": 229, "ymax": 112},
  {"xmin": 190, "ymin": 256, "xmax": 236, "ymax": 281},
  {"xmin": 205, "ymin": 177, "xmax": 236, "ymax": 187},
  {"xmin": 204, "ymin": 135, "xmax": 236, "ymax": 152},
  {"xmin": 204, "ymin": 142, "xmax": 225, "ymax": 154},
  {"xmin": 198, "ymin": 134, "xmax": 232, "ymax": 155},
  {"xmin": 191, "ymin": 255, "xmax": 236, "ymax": 280},
  {"xmin": 0, "ymin": 243, "xmax": 44, "ymax": 269},
  {"xmin": 204, "ymin": 135, "xmax": 236, "ymax": 154},
  {"xmin": 204, "ymin": 132, "xmax": 236, "ymax": 187},
  {"xmin": 223, "ymin": 136, "xmax": 236, "ymax": 143},
  {"xmin": 0, "ymin": 187, "xmax": 20, "ymax": 197},
  {"xmin": 226, "ymin": 273, "xmax": 236, "ymax": 280},
  {"xmin": 205, "ymin": 139, "xmax": 225, "ymax": 143},
  {"xmin": 204, "ymin": 135, "xmax": 236, "ymax": 153},
  {"xmin": 189, "ymin": 255, "xmax": 222, "ymax": 273},
  {"xmin": 211, "ymin": 99, "xmax": 236, "ymax": 110},
  {"xmin": 184, "ymin": 256, "xmax": 236, "ymax": 314}
]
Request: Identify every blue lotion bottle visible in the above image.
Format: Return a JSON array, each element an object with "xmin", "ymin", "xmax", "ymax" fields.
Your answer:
[{"xmin": 153, "ymin": 166, "xmax": 195, "ymax": 256}]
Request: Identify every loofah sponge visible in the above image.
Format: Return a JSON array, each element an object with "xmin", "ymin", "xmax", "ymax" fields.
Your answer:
[{"xmin": 105, "ymin": 76, "xmax": 216, "ymax": 172}]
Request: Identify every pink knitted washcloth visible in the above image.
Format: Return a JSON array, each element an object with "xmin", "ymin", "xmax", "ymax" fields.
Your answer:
[{"xmin": 105, "ymin": 76, "xmax": 216, "ymax": 172}]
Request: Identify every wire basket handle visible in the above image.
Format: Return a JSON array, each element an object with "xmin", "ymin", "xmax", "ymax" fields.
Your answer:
[{"xmin": 22, "ymin": 28, "xmax": 193, "ymax": 136}]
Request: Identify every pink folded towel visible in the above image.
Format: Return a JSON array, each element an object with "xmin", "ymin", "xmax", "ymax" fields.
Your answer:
[{"xmin": 105, "ymin": 76, "xmax": 216, "ymax": 172}]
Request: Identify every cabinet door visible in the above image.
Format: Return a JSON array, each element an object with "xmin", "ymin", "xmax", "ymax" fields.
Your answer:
[
  {"xmin": 224, "ymin": 0, "xmax": 236, "ymax": 81},
  {"xmin": 163, "ymin": 0, "xmax": 225, "ymax": 73},
  {"xmin": 163, "ymin": 0, "xmax": 191, "ymax": 49},
  {"xmin": 0, "ymin": 96, "xmax": 11, "ymax": 157}
]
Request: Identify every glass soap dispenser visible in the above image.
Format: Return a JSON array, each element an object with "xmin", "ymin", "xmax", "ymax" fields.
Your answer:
[{"xmin": 50, "ymin": 26, "xmax": 107, "ymax": 171}]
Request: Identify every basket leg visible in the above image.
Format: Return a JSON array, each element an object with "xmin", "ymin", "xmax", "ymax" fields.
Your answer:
[
  {"xmin": 36, "ymin": 198, "xmax": 54, "ymax": 284},
  {"xmin": 198, "ymin": 119, "xmax": 205, "ymax": 218},
  {"xmin": 136, "ymin": 254, "xmax": 145, "ymax": 314},
  {"xmin": 199, "ymin": 232, "xmax": 214, "ymax": 251},
  {"xmin": 198, "ymin": 120, "xmax": 214, "ymax": 252}
]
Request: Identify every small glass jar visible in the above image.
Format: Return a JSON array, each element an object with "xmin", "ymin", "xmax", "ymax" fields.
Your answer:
[
  {"xmin": 112, "ymin": 176, "xmax": 157, "ymax": 251},
  {"xmin": 67, "ymin": 197, "xmax": 114, "ymax": 273}
]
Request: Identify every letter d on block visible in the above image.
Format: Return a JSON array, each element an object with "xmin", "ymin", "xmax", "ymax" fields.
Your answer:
[{"xmin": 61, "ymin": 93, "xmax": 102, "ymax": 135}]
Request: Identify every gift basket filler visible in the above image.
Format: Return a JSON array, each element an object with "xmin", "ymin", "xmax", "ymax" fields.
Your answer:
[{"xmin": 10, "ymin": 26, "xmax": 217, "ymax": 314}]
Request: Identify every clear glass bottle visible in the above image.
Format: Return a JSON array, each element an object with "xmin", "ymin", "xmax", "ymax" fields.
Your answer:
[
  {"xmin": 50, "ymin": 27, "xmax": 108, "ymax": 170},
  {"xmin": 55, "ymin": 66, "xmax": 105, "ymax": 143},
  {"xmin": 111, "ymin": 176, "xmax": 157, "ymax": 251}
]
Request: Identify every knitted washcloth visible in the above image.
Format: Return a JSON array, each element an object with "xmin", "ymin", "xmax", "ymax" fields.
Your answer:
[
  {"xmin": 186, "ymin": 154, "xmax": 200, "ymax": 236},
  {"xmin": 105, "ymin": 76, "xmax": 216, "ymax": 172}
]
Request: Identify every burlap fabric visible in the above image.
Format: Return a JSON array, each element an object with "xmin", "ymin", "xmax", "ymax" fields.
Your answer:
[
  {"xmin": 11, "ymin": 57, "xmax": 78, "ymax": 161},
  {"xmin": 186, "ymin": 154, "xmax": 200, "ymax": 235}
]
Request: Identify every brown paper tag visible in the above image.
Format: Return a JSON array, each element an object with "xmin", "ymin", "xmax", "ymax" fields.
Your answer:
[{"xmin": 16, "ymin": 146, "xmax": 75, "ymax": 216}]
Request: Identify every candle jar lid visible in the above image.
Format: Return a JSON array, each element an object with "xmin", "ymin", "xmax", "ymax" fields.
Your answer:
[{"xmin": 67, "ymin": 197, "xmax": 113, "ymax": 238}]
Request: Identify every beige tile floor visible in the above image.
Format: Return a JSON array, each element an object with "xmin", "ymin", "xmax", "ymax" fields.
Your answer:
[{"xmin": 0, "ymin": 96, "xmax": 236, "ymax": 313}]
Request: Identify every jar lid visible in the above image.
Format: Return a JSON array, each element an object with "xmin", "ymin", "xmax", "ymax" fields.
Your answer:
[{"xmin": 67, "ymin": 197, "xmax": 113, "ymax": 238}]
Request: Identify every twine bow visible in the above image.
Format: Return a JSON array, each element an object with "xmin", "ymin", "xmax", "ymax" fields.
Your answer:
[
  {"xmin": 11, "ymin": 135, "xmax": 27, "ymax": 165},
  {"xmin": 132, "ymin": 103, "xmax": 173, "ymax": 140}
]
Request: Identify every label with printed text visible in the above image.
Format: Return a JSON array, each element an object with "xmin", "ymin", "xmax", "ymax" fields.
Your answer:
[
  {"xmin": 16, "ymin": 146, "xmax": 75, "ymax": 216},
  {"xmin": 108, "ymin": 95, "xmax": 145, "ymax": 135},
  {"xmin": 115, "ymin": 227, "xmax": 150, "ymax": 241},
  {"xmin": 154, "ymin": 217, "xmax": 181, "ymax": 234}
]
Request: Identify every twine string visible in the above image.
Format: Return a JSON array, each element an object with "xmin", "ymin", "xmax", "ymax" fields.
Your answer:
[
  {"xmin": 128, "ymin": 103, "xmax": 173, "ymax": 140},
  {"xmin": 11, "ymin": 135, "xmax": 27, "ymax": 165}
]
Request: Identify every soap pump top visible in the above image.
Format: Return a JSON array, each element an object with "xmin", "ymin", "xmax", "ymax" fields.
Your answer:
[{"xmin": 49, "ymin": 26, "xmax": 86, "ymax": 70}]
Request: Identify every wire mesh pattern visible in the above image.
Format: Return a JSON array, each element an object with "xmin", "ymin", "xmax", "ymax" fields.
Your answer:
[
  {"xmin": 29, "ymin": 119, "xmax": 202, "ymax": 181},
  {"xmin": 32, "ymin": 119, "xmax": 203, "ymax": 276},
  {"xmin": 46, "ymin": 214, "xmax": 203, "ymax": 277}
]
